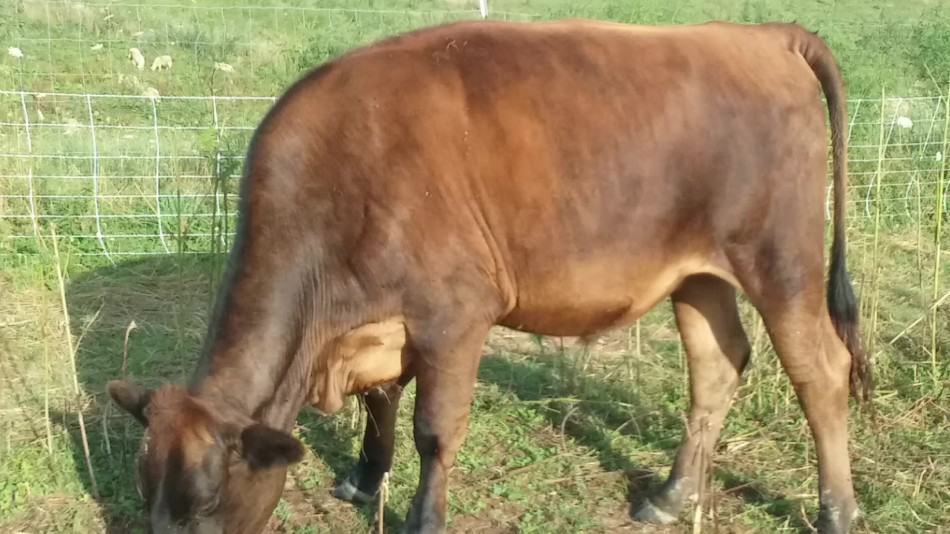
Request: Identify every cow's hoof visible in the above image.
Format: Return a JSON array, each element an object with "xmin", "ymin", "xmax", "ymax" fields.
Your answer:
[
  {"xmin": 401, "ymin": 519, "xmax": 445, "ymax": 534},
  {"xmin": 332, "ymin": 473, "xmax": 378, "ymax": 505},
  {"xmin": 814, "ymin": 503, "xmax": 859, "ymax": 534},
  {"xmin": 633, "ymin": 499, "xmax": 679, "ymax": 525},
  {"xmin": 404, "ymin": 503, "xmax": 446, "ymax": 534}
]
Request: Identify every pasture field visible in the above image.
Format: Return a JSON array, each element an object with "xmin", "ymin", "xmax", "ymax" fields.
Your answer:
[{"xmin": 1, "ymin": 1, "xmax": 948, "ymax": 532}]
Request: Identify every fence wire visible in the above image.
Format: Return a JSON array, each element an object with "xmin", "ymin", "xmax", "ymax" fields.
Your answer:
[{"xmin": 1, "ymin": 90, "xmax": 947, "ymax": 257}]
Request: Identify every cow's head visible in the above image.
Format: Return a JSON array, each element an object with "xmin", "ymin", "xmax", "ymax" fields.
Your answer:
[{"xmin": 106, "ymin": 381, "xmax": 304, "ymax": 533}]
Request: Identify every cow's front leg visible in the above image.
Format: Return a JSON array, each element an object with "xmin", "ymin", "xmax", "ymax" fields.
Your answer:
[
  {"xmin": 404, "ymin": 322, "xmax": 491, "ymax": 534},
  {"xmin": 334, "ymin": 381, "xmax": 406, "ymax": 504}
]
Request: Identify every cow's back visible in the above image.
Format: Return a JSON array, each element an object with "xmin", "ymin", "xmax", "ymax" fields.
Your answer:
[{"xmin": 247, "ymin": 20, "xmax": 831, "ymax": 337}]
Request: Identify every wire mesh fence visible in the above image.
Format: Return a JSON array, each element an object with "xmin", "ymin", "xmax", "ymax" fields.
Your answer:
[
  {"xmin": 0, "ymin": 90, "xmax": 269, "ymax": 257},
  {"xmin": 1, "ymin": 89, "xmax": 948, "ymax": 257},
  {"xmin": 0, "ymin": 1, "xmax": 535, "ymax": 97}
]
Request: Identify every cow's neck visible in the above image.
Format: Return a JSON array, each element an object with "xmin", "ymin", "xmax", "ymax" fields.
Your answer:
[
  {"xmin": 187, "ymin": 238, "xmax": 320, "ymax": 431},
  {"xmin": 190, "ymin": 345, "xmax": 312, "ymax": 432}
]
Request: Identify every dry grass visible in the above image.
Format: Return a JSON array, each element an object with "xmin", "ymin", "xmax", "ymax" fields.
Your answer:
[
  {"xmin": 2, "ymin": 227, "xmax": 947, "ymax": 532},
  {"xmin": 1, "ymin": 1, "xmax": 949, "ymax": 532}
]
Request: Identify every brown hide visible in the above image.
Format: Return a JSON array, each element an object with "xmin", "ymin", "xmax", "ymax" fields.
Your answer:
[
  {"xmin": 109, "ymin": 18, "xmax": 869, "ymax": 534},
  {"xmin": 241, "ymin": 19, "xmax": 830, "ymax": 349}
]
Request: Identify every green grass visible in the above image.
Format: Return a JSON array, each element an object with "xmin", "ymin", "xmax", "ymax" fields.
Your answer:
[{"xmin": 1, "ymin": 1, "xmax": 949, "ymax": 533}]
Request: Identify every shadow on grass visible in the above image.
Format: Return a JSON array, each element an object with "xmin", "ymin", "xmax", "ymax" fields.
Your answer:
[
  {"xmin": 477, "ymin": 345, "xmax": 814, "ymax": 533},
  {"xmin": 295, "ymin": 411, "xmax": 407, "ymax": 531},
  {"xmin": 717, "ymin": 471, "xmax": 801, "ymax": 526},
  {"xmin": 477, "ymin": 349, "xmax": 678, "ymax": 513},
  {"xmin": 55, "ymin": 254, "xmax": 222, "ymax": 533},
  {"xmin": 54, "ymin": 254, "xmax": 400, "ymax": 532}
]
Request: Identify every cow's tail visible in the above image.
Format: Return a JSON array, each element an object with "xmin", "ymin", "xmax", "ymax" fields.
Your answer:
[{"xmin": 796, "ymin": 26, "xmax": 873, "ymax": 405}]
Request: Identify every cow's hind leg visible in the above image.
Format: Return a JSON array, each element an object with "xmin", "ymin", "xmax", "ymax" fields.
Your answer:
[
  {"xmin": 733, "ymin": 219, "xmax": 859, "ymax": 533},
  {"xmin": 634, "ymin": 274, "xmax": 751, "ymax": 524},
  {"xmin": 758, "ymin": 300, "xmax": 858, "ymax": 533},
  {"xmin": 334, "ymin": 381, "xmax": 407, "ymax": 504}
]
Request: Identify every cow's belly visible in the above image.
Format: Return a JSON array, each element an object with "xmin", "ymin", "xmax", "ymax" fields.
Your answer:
[{"xmin": 498, "ymin": 254, "xmax": 735, "ymax": 337}]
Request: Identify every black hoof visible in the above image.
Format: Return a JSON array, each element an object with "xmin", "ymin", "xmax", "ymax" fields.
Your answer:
[
  {"xmin": 402, "ymin": 517, "xmax": 445, "ymax": 534},
  {"xmin": 632, "ymin": 498, "xmax": 680, "ymax": 525},
  {"xmin": 404, "ymin": 503, "xmax": 446, "ymax": 534},
  {"xmin": 332, "ymin": 471, "xmax": 379, "ymax": 505},
  {"xmin": 814, "ymin": 503, "xmax": 859, "ymax": 534}
]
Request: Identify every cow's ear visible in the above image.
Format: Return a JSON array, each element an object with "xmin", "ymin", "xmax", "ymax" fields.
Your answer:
[
  {"xmin": 237, "ymin": 423, "xmax": 305, "ymax": 470},
  {"xmin": 107, "ymin": 379, "xmax": 152, "ymax": 426}
]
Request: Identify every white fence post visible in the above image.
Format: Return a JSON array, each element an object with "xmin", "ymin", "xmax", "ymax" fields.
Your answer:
[
  {"xmin": 84, "ymin": 93, "xmax": 113, "ymax": 264},
  {"xmin": 18, "ymin": 92, "xmax": 39, "ymax": 239},
  {"xmin": 150, "ymin": 96, "xmax": 171, "ymax": 253}
]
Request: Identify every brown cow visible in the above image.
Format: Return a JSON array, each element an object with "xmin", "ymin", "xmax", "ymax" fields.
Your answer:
[{"xmin": 107, "ymin": 18, "xmax": 872, "ymax": 534}]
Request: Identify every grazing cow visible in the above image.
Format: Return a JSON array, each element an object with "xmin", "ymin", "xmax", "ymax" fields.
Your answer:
[{"xmin": 107, "ymin": 18, "xmax": 872, "ymax": 534}]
